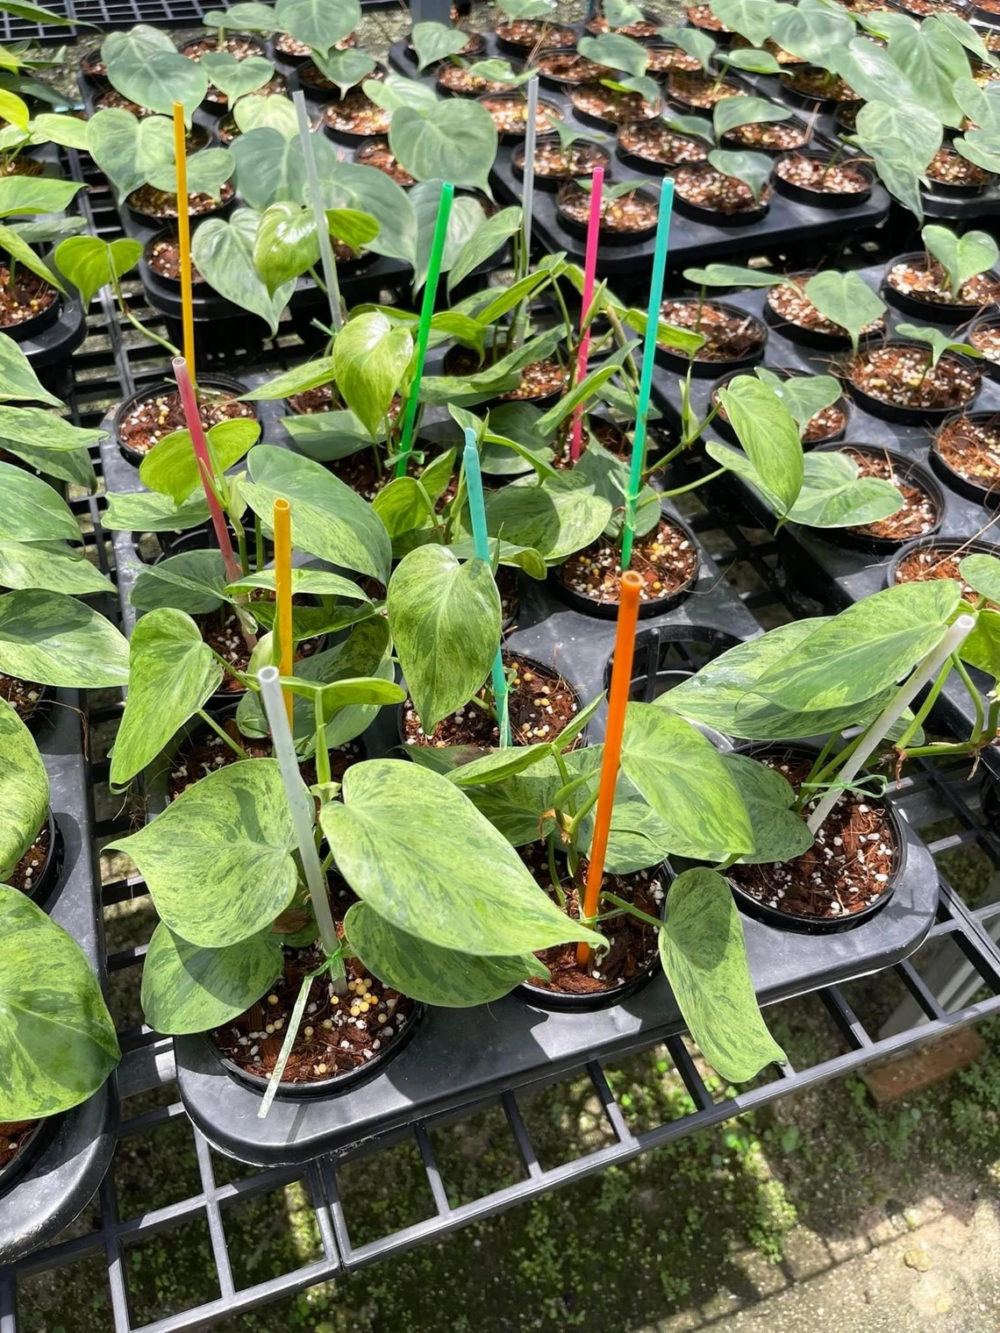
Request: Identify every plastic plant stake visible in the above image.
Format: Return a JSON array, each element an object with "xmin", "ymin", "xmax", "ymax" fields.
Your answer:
[
  {"xmin": 258, "ymin": 665, "xmax": 339, "ymax": 958},
  {"xmin": 569, "ymin": 163, "xmax": 605, "ymax": 463},
  {"xmin": 293, "ymin": 91, "xmax": 343, "ymax": 335},
  {"xmin": 806, "ymin": 614, "xmax": 977, "ymax": 835},
  {"xmin": 621, "ymin": 180, "xmax": 674, "ymax": 570},
  {"xmin": 463, "ymin": 430, "xmax": 510, "ymax": 748},
  {"xmin": 577, "ymin": 569, "xmax": 642, "ymax": 966},
  {"xmin": 272, "ymin": 498, "xmax": 293, "ymax": 728},
  {"xmin": 171, "ymin": 102, "xmax": 195, "ymax": 377},
  {"xmin": 521, "ymin": 76, "xmax": 539, "ymax": 279},
  {"xmin": 395, "ymin": 182, "xmax": 455, "ymax": 479},
  {"xmin": 172, "ymin": 356, "xmax": 241, "ymax": 585}
]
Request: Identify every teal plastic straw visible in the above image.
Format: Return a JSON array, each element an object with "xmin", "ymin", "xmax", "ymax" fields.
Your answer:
[
  {"xmin": 621, "ymin": 179, "xmax": 674, "ymax": 570},
  {"xmin": 395, "ymin": 182, "xmax": 455, "ymax": 478},
  {"xmin": 463, "ymin": 430, "xmax": 511, "ymax": 748}
]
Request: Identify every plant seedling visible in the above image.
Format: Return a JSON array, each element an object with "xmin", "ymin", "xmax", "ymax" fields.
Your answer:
[{"xmin": 921, "ymin": 224, "xmax": 999, "ymax": 300}]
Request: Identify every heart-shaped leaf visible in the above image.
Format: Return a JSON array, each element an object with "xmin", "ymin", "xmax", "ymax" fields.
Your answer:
[
  {"xmin": 192, "ymin": 210, "xmax": 294, "ymax": 337},
  {"xmin": 201, "ymin": 51, "xmax": 274, "ymax": 100},
  {"xmin": 0, "ymin": 590, "xmax": 129, "ymax": 687},
  {"xmin": 53, "ymin": 235, "xmax": 141, "ymax": 306},
  {"xmin": 234, "ymin": 93, "xmax": 299, "ymax": 138},
  {"xmin": 804, "ymin": 270, "xmax": 886, "ymax": 355},
  {"xmin": 103, "ymin": 27, "xmax": 208, "ymax": 119},
  {"xmin": 411, "ymin": 20, "xmax": 469, "ymax": 71},
  {"xmin": 717, "ymin": 374, "xmax": 804, "ymax": 514},
  {"xmin": 711, "ymin": 0, "xmax": 779, "ymax": 45},
  {"xmin": 722, "ymin": 752, "xmax": 814, "ymax": 865},
  {"xmin": 332, "ymin": 310, "xmax": 413, "ymax": 439},
  {"xmin": 785, "ymin": 449, "xmax": 903, "ymax": 528},
  {"xmin": 960, "ymin": 553, "xmax": 1000, "ymax": 606},
  {"xmin": 274, "ymin": 0, "xmax": 360, "ymax": 56},
  {"xmin": 707, "ymin": 149, "xmax": 772, "ymax": 203},
  {"xmin": 390, "ymin": 100, "xmax": 498, "ymax": 195},
  {"xmin": 922, "ymin": 224, "xmax": 999, "ymax": 300},
  {"xmin": 0, "ymin": 461, "xmax": 78, "ymax": 543},
  {"xmin": 0, "ymin": 330, "xmax": 61, "ymax": 405},
  {"xmin": 0, "ymin": 539, "xmax": 111, "ymax": 595},
  {"xmin": 146, "ymin": 146, "xmax": 234, "ymax": 200},
  {"xmin": 311, "ymin": 47, "xmax": 376, "ymax": 91},
  {"xmin": 316, "ymin": 157, "xmax": 417, "ymax": 266},
  {"xmin": 0, "ymin": 696, "xmax": 48, "ymax": 880},
  {"xmin": 141, "ymin": 923, "xmax": 282, "ymax": 1034},
  {"xmin": 230, "ymin": 126, "xmax": 305, "ymax": 211},
  {"xmin": 139, "ymin": 416, "xmax": 260, "ymax": 506},
  {"xmin": 130, "ymin": 549, "xmax": 229, "ymax": 614},
  {"xmin": 770, "ymin": 0, "xmax": 854, "ymax": 63},
  {"xmin": 481, "ymin": 471, "xmax": 613, "ymax": 563}
]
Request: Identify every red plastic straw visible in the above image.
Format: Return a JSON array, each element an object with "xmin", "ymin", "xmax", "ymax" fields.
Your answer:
[
  {"xmin": 577, "ymin": 569, "xmax": 642, "ymax": 966},
  {"xmin": 569, "ymin": 164, "xmax": 604, "ymax": 463},
  {"xmin": 173, "ymin": 355, "xmax": 241, "ymax": 585}
]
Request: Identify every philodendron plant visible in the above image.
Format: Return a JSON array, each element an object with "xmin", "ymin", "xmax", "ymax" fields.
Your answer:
[{"xmin": 0, "ymin": 696, "xmax": 49, "ymax": 887}]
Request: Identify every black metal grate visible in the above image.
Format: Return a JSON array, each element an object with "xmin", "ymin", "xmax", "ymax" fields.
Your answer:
[{"xmin": 5, "ymin": 143, "xmax": 1000, "ymax": 1333}]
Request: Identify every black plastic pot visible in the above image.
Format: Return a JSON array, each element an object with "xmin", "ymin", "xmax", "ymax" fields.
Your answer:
[
  {"xmin": 615, "ymin": 125, "xmax": 708, "ymax": 176},
  {"xmin": 320, "ymin": 97, "xmax": 393, "ymax": 145},
  {"xmin": 772, "ymin": 150, "xmax": 874, "ymax": 209},
  {"xmin": 709, "ymin": 365, "xmax": 850, "ymax": 448},
  {"xmin": 477, "ymin": 91, "xmax": 565, "ymax": 140},
  {"xmin": 530, "ymin": 47, "xmax": 606, "ymax": 91},
  {"xmin": 654, "ymin": 299, "xmax": 768, "ymax": 378},
  {"xmin": 568, "ymin": 85, "xmax": 660, "ymax": 131},
  {"xmin": 727, "ymin": 744, "xmax": 905, "ymax": 934},
  {"xmin": 930, "ymin": 411, "xmax": 1000, "ymax": 508},
  {"xmin": 113, "ymin": 372, "xmax": 254, "ymax": 467},
  {"xmin": 718, "ymin": 118, "xmax": 813, "ymax": 157},
  {"xmin": 512, "ymin": 133, "xmax": 611, "ymax": 190},
  {"xmin": 77, "ymin": 48, "xmax": 109, "ymax": 88},
  {"xmin": 762, "ymin": 279, "xmax": 884, "ymax": 352},
  {"xmin": 17, "ymin": 809, "xmax": 65, "ymax": 907},
  {"xmin": 0, "ymin": 1118, "xmax": 54, "ymax": 1202},
  {"xmin": 808, "ymin": 442, "xmax": 945, "ymax": 555},
  {"xmin": 882, "ymin": 252, "xmax": 1000, "ymax": 324},
  {"xmin": 555, "ymin": 182, "xmax": 659, "ymax": 246},
  {"xmin": 840, "ymin": 340, "xmax": 982, "ymax": 427},
  {"xmin": 123, "ymin": 186, "xmax": 236, "ymax": 230},
  {"xmin": 922, "ymin": 148, "xmax": 992, "ymax": 199},
  {"xmin": 440, "ymin": 342, "xmax": 566, "ymax": 412},
  {"xmin": 884, "ymin": 533, "xmax": 1000, "ymax": 594},
  {"xmin": 547, "ymin": 505, "xmax": 700, "ymax": 620},
  {"xmin": 672, "ymin": 172, "xmax": 771, "ymax": 227},
  {"xmin": 778, "ymin": 67, "xmax": 847, "ymax": 110},
  {"xmin": 495, "ymin": 19, "xmax": 579, "ymax": 55},
  {"xmin": 833, "ymin": 100, "xmax": 862, "ymax": 135},
  {"xmin": 0, "ymin": 286, "xmax": 86, "ymax": 401},
  {"xmin": 969, "ymin": 312, "xmax": 1000, "ymax": 383}
]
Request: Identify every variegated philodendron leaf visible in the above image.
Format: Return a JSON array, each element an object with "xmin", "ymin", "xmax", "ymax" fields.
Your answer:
[
  {"xmin": 659, "ymin": 867, "xmax": 786, "ymax": 1085},
  {"xmin": 721, "ymin": 752, "xmax": 814, "ymax": 865},
  {"xmin": 0, "ymin": 886, "xmax": 120, "ymax": 1119},
  {"xmin": 321, "ymin": 759, "xmax": 604, "ymax": 957},
  {"xmin": 141, "ymin": 922, "xmax": 282, "ymax": 1034},
  {"xmin": 0, "ymin": 696, "xmax": 48, "ymax": 880},
  {"xmin": 108, "ymin": 760, "xmax": 298, "ymax": 948},
  {"xmin": 0, "ymin": 590, "xmax": 129, "ymax": 688},
  {"xmin": 344, "ymin": 902, "xmax": 547, "ymax": 1007}
]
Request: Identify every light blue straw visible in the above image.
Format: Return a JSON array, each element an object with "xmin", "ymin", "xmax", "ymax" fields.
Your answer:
[{"xmin": 463, "ymin": 429, "xmax": 511, "ymax": 748}]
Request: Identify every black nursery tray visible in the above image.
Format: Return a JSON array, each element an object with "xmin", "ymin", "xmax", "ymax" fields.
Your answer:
[
  {"xmin": 647, "ymin": 262, "xmax": 1000, "ymax": 780},
  {"xmin": 0, "ymin": 692, "xmax": 118, "ymax": 1263},
  {"xmin": 388, "ymin": 37, "xmax": 891, "ymax": 279}
]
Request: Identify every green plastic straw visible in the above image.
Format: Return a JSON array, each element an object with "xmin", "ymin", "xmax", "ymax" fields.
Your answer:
[
  {"xmin": 293, "ymin": 90, "xmax": 343, "ymax": 335},
  {"xmin": 395, "ymin": 182, "xmax": 455, "ymax": 478},
  {"xmin": 621, "ymin": 179, "xmax": 674, "ymax": 570},
  {"xmin": 463, "ymin": 430, "xmax": 511, "ymax": 748}
]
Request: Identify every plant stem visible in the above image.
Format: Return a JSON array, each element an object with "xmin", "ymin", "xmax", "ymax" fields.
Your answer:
[
  {"xmin": 112, "ymin": 273, "xmax": 180, "ymax": 358},
  {"xmin": 546, "ymin": 833, "xmax": 567, "ymax": 908},
  {"xmin": 600, "ymin": 890, "xmax": 663, "ymax": 930},
  {"xmin": 254, "ymin": 512, "xmax": 264, "ymax": 573},
  {"xmin": 658, "ymin": 465, "xmax": 726, "ymax": 499},
  {"xmin": 196, "ymin": 709, "xmax": 250, "ymax": 760},
  {"xmin": 953, "ymin": 651, "xmax": 985, "ymax": 739},
  {"xmin": 314, "ymin": 694, "xmax": 331, "ymax": 787},
  {"xmin": 893, "ymin": 657, "xmax": 953, "ymax": 752}
]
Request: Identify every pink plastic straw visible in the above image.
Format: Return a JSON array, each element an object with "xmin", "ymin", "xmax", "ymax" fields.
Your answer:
[
  {"xmin": 569, "ymin": 165, "xmax": 605, "ymax": 464},
  {"xmin": 173, "ymin": 356, "xmax": 241, "ymax": 585}
]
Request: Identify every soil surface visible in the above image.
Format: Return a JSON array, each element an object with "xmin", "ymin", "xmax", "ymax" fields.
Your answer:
[
  {"xmin": 555, "ymin": 517, "xmax": 697, "ymax": 607},
  {"xmin": 660, "ymin": 299, "xmax": 766, "ymax": 362},
  {"xmin": 444, "ymin": 344, "xmax": 567, "ymax": 401},
  {"xmin": 192, "ymin": 602, "xmax": 321, "ymax": 695},
  {"xmin": 80, "ymin": 49, "xmax": 106, "ymax": 76},
  {"xmin": 569, "ymin": 83, "xmax": 659, "ymax": 123},
  {"xmin": 402, "ymin": 652, "xmax": 580, "ymax": 749},
  {"xmin": 126, "ymin": 181, "xmax": 235, "ymax": 220},
  {"xmin": 526, "ymin": 861, "xmax": 662, "ymax": 995},
  {"xmin": 118, "ymin": 387, "xmax": 254, "ymax": 457},
  {"xmin": 482, "ymin": 94, "xmax": 562, "ymax": 133},
  {"xmin": 148, "ymin": 236, "xmax": 205, "ymax": 283},
  {"xmin": 767, "ymin": 279, "xmax": 885, "ymax": 340},
  {"xmin": 7, "ymin": 821, "xmax": 50, "ymax": 895},
  {"xmin": 520, "ymin": 137, "xmax": 609, "ymax": 178},
  {"xmin": 618, "ymin": 121, "xmax": 708, "ymax": 166},
  {"xmin": 322, "ymin": 92, "xmax": 391, "ymax": 136},
  {"xmin": 559, "ymin": 183, "xmax": 657, "ymax": 234},
  {"xmin": 731, "ymin": 33, "xmax": 806, "ymax": 64},
  {"xmin": 935, "ymin": 413, "xmax": 1000, "ymax": 493},
  {"xmin": 532, "ymin": 50, "xmax": 610, "ymax": 83},
  {"xmin": 93, "ymin": 89, "xmax": 158, "ymax": 116},
  {"xmin": 645, "ymin": 43, "xmax": 702, "ymax": 72},
  {"xmin": 355, "ymin": 138, "xmax": 416, "ymax": 186},
  {"xmin": 667, "ymin": 71, "xmax": 744, "ymax": 109},
  {"xmin": 0, "ymin": 266, "xmax": 55, "ymax": 328},
  {"xmin": 437, "ymin": 63, "xmax": 515, "ymax": 94},
  {"xmin": 182, "ymin": 34, "xmax": 265, "ymax": 60},
  {"xmin": 970, "ymin": 321, "xmax": 1000, "ymax": 364},
  {"xmin": 894, "ymin": 544, "xmax": 991, "ymax": 601},
  {"xmin": 845, "ymin": 345, "xmax": 980, "ymax": 414},
  {"xmin": 495, "ymin": 18, "xmax": 577, "ymax": 47},
  {"xmin": 886, "ymin": 259, "xmax": 1000, "ymax": 309},
  {"xmin": 926, "ymin": 146, "xmax": 991, "ymax": 188},
  {"xmin": 780, "ymin": 67, "xmax": 854, "ymax": 101},
  {"xmin": 277, "ymin": 31, "xmax": 356, "ymax": 57},
  {"xmin": 0, "ymin": 1121, "xmax": 36, "ymax": 1171},
  {"xmin": 684, "ymin": 3, "xmax": 732, "ymax": 30},
  {"xmin": 774, "ymin": 154, "xmax": 869, "ymax": 194},
  {"xmin": 0, "ymin": 673, "xmax": 46, "ymax": 723},
  {"xmin": 0, "ymin": 157, "xmax": 45, "ymax": 178},
  {"xmin": 214, "ymin": 887, "xmax": 416, "ymax": 1087},
  {"xmin": 674, "ymin": 164, "xmax": 770, "ymax": 215},
  {"xmin": 585, "ymin": 13, "xmax": 660, "ymax": 37},
  {"xmin": 723, "ymin": 119, "xmax": 810, "ymax": 150},
  {"xmin": 168, "ymin": 719, "xmax": 358, "ymax": 799},
  {"xmin": 729, "ymin": 752, "xmax": 898, "ymax": 920},
  {"xmin": 842, "ymin": 447, "xmax": 939, "ymax": 541}
]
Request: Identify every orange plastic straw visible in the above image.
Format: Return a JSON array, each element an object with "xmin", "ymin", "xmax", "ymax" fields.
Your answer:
[
  {"xmin": 577, "ymin": 570, "xmax": 643, "ymax": 966},
  {"xmin": 272, "ymin": 497, "xmax": 293, "ymax": 727},
  {"xmin": 172, "ymin": 102, "xmax": 195, "ymax": 378}
]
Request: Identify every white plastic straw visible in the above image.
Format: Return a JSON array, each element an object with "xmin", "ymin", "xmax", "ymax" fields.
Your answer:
[
  {"xmin": 521, "ymin": 77, "xmax": 539, "ymax": 276},
  {"xmin": 806, "ymin": 614, "xmax": 976, "ymax": 834},
  {"xmin": 258, "ymin": 665, "xmax": 339, "ymax": 956},
  {"xmin": 293, "ymin": 90, "xmax": 343, "ymax": 334}
]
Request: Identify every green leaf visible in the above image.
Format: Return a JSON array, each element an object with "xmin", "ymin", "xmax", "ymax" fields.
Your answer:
[
  {"xmin": 954, "ymin": 130, "xmax": 1000, "ymax": 177},
  {"xmin": 240, "ymin": 356, "xmax": 335, "ymax": 402},
  {"xmin": 411, "ymin": 20, "xmax": 469, "ymax": 71},
  {"xmin": 411, "ymin": 182, "xmax": 484, "ymax": 293},
  {"xmin": 770, "ymin": 0, "xmax": 854, "ymax": 62},
  {"xmin": 447, "ymin": 536, "xmax": 546, "ymax": 580},
  {"xmin": 109, "ymin": 760, "xmax": 297, "ymax": 948},
  {"xmin": 0, "ymin": 539, "xmax": 111, "ymax": 596},
  {"xmin": 203, "ymin": 2, "xmax": 277, "ymax": 31},
  {"xmin": 0, "ymin": 406, "xmax": 101, "ymax": 456},
  {"xmin": 711, "ymin": 0, "xmax": 779, "ymax": 45},
  {"xmin": 922, "ymin": 224, "xmax": 998, "ymax": 300},
  {"xmin": 387, "ymin": 544, "xmax": 501, "ymax": 732},
  {"xmin": 311, "ymin": 47, "xmax": 375, "ymax": 92},
  {"xmin": 481, "ymin": 472, "xmax": 613, "ymax": 564},
  {"xmin": 681, "ymin": 263, "xmax": 787, "ymax": 290},
  {"xmin": 243, "ymin": 444, "xmax": 391, "ymax": 583},
  {"xmin": 321, "ymin": 759, "xmax": 604, "ymax": 955},
  {"xmin": 706, "ymin": 149, "xmax": 773, "ymax": 204},
  {"xmin": 447, "ymin": 205, "xmax": 521, "ymax": 295},
  {"xmin": 722, "ymin": 752, "xmax": 814, "ymax": 865},
  {"xmin": 0, "ymin": 441, "xmax": 95, "ymax": 491},
  {"xmin": 275, "ymin": 0, "xmax": 360, "ymax": 56},
  {"xmin": 230, "ymin": 127, "xmax": 305, "ymax": 212},
  {"xmin": 958, "ymin": 605, "xmax": 1000, "ymax": 676},
  {"xmin": 110, "ymin": 609, "xmax": 223, "ymax": 787},
  {"xmin": 714, "ymin": 94, "xmax": 791, "ymax": 140},
  {"xmin": 146, "ymin": 147, "xmax": 234, "ymax": 200},
  {"xmin": 333, "ymin": 311, "xmax": 413, "ymax": 440},
  {"xmin": 390, "ymin": 100, "xmax": 498, "ymax": 196},
  {"xmin": 253, "ymin": 199, "xmax": 316, "ymax": 293},
  {"xmin": 102, "ymin": 489, "xmax": 210, "ymax": 533},
  {"xmin": 659, "ymin": 868, "xmax": 785, "ymax": 1084},
  {"xmin": 201, "ymin": 51, "xmax": 274, "ymax": 100},
  {"xmin": 829, "ymin": 34, "xmax": 915, "ymax": 107},
  {"xmin": 717, "ymin": 375, "xmax": 803, "ymax": 514},
  {"xmin": 804, "ymin": 271, "xmax": 887, "ymax": 355},
  {"xmin": 139, "ymin": 416, "xmax": 260, "ymax": 506},
  {"xmin": 0, "ymin": 461, "xmax": 78, "ymax": 542},
  {"xmin": 0, "ymin": 887, "xmax": 119, "ymax": 1120},
  {"xmin": 895, "ymin": 322, "xmax": 981, "ymax": 371},
  {"xmin": 192, "ymin": 210, "xmax": 294, "ymax": 338},
  {"xmin": 722, "ymin": 47, "xmax": 780, "ymax": 75},
  {"xmin": 785, "ymin": 450, "xmax": 903, "ymax": 529},
  {"xmin": 0, "ymin": 590, "xmax": 129, "ymax": 688},
  {"xmin": 130, "ymin": 549, "xmax": 228, "ymax": 614},
  {"xmin": 0, "ymin": 175, "xmax": 83, "ymax": 218},
  {"xmin": 620, "ymin": 703, "xmax": 755, "ymax": 860},
  {"xmin": 316, "ymin": 158, "xmax": 417, "ymax": 267},
  {"xmin": 658, "ymin": 25, "xmax": 716, "ymax": 69},
  {"xmin": 142, "ymin": 923, "xmax": 281, "ymax": 1034},
  {"xmin": 53, "ymin": 235, "xmax": 141, "ymax": 307},
  {"xmin": 961, "ymin": 554, "xmax": 1000, "ymax": 606},
  {"xmin": 0, "ymin": 221, "xmax": 63, "ymax": 292},
  {"xmin": 345, "ymin": 901, "xmax": 542, "ymax": 1006},
  {"xmin": 578, "ymin": 31, "xmax": 648, "ymax": 77},
  {"xmin": 0, "ymin": 87, "xmax": 27, "ymax": 128},
  {"xmin": 755, "ymin": 368, "xmax": 841, "ymax": 436},
  {"xmin": 748, "ymin": 580, "xmax": 962, "ymax": 712},
  {"xmin": 0, "ymin": 330, "xmax": 61, "ymax": 405},
  {"xmin": 0, "ymin": 696, "xmax": 48, "ymax": 880},
  {"xmin": 103, "ymin": 27, "xmax": 208, "ymax": 120},
  {"xmin": 32, "ymin": 112, "xmax": 93, "ymax": 151},
  {"xmin": 855, "ymin": 99, "xmax": 942, "ymax": 171},
  {"xmin": 885, "ymin": 15, "xmax": 967, "ymax": 128},
  {"xmin": 234, "ymin": 93, "xmax": 299, "ymax": 138}
]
